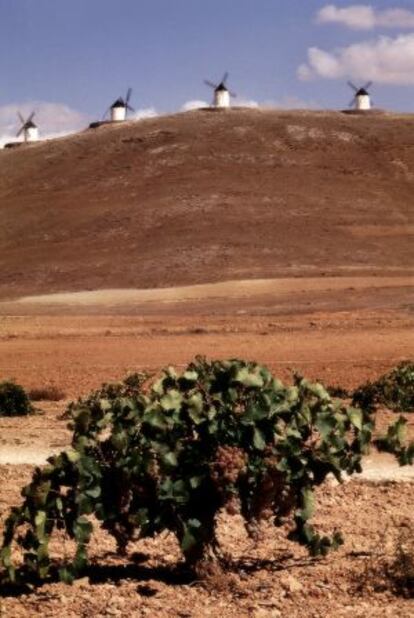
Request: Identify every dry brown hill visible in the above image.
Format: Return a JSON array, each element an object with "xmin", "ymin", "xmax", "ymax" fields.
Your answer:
[{"xmin": 0, "ymin": 108, "xmax": 413, "ymax": 300}]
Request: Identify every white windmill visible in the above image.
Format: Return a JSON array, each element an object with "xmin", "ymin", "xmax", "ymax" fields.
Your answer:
[
  {"xmin": 204, "ymin": 73, "xmax": 236, "ymax": 109},
  {"xmin": 16, "ymin": 111, "xmax": 39, "ymax": 142},
  {"xmin": 347, "ymin": 81, "xmax": 373, "ymax": 111},
  {"xmin": 105, "ymin": 88, "xmax": 135, "ymax": 122}
]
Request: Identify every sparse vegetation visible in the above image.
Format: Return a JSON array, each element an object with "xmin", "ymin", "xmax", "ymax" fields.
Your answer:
[
  {"xmin": 28, "ymin": 385, "xmax": 66, "ymax": 402},
  {"xmin": 324, "ymin": 385, "xmax": 350, "ymax": 399},
  {"xmin": 354, "ymin": 521, "xmax": 414, "ymax": 599},
  {"xmin": 1, "ymin": 357, "xmax": 412, "ymax": 586},
  {"xmin": 0, "ymin": 381, "xmax": 34, "ymax": 417},
  {"xmin": 353, "ymin": 361, "xmax": 414, "ymax": 413},
  {"xmin": 390, "ymin": 524, "xmax": 414, "ymax": 597},
  {"xmin": 385, "ymin": 523, "xmax": 414, "ymax": 598}
]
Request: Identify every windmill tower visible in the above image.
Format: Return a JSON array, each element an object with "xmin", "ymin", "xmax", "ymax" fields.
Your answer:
[
  {"xmin": 347, "ymin": 81, "xmax": 373, "ymax": 111},
  {"xmin": 204, "ymin": 73, "xmax": 235, "ymax": 109},
  {"xmin": 107, "ymin": 88, "xmax": 134, "ymax": 122},
  {"xmin": 17, "ymin": 111, "xmax": 39, "ymax": 142}
]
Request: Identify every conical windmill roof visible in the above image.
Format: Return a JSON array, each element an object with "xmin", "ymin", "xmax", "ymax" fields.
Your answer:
[{"xmin": 111, "ymin": 98, "xmax": 126, "ymax": 109}]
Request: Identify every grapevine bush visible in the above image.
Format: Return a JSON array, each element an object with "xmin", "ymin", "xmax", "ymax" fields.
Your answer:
[
  {"xmin": 0, "ymin": 381, "xmax": 34, "ymax": 417},
  {"xmin": 1, "ymin": 358, "xmax": 412, "ymax": 585},
  {"xmin": 353, "ymin": 361, "xmax": 414, "ymax": 413}
]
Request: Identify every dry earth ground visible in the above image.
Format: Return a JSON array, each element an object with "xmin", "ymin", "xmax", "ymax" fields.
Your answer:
[
  {"xmin": 1, "ymin": 110, "xmax": 414, "ymax": 615},
  {"xmin": 0, "ymin": 281, "xmax": 413, "ymax": 616},
  {"xmin": 0, "ymin": 469, "xmax": 413, "ymax": 617},
  {"xmin": 1, "ymin": 109, "xmax": 414, "ymax": 299}
]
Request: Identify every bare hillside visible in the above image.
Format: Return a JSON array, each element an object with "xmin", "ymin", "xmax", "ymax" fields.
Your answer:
[{"xmin": 0, "ymin": 108, "xmax": 413, "ymax": 300}]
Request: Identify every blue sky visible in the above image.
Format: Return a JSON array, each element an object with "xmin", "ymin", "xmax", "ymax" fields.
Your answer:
[{"xmin": 2, "ymin": 1, "xmax": 414, "ymax": 139}]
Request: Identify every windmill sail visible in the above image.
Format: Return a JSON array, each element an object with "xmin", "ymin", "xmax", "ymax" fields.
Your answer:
[{"xmin": 16, "ymin": 112, "xmax": 36, "ymax": 138}]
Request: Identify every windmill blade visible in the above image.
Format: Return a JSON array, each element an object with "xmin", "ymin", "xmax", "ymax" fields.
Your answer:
[
  {"xmin": 221, "ymin": 71, "xmax": 229, "ymax": 85},
  {"xmin": 17, "ymin": 111, "xmax": 25, "ymax": 124},
  {"xmin": 348, "ymin": 96, "xmax": 356, "ymax": 108},
  {"xmin": 126, "ymin": 104, "xmax": 135, "ymax": 113},
  {"xmin": 347, "ymin": 80, "xmax": 358, "ymax": 92},
  {"xmin": 102, "ymin": 107, "xmax": 111, "ymax": 121},
  {"xmin": 16, "ymin": 125, "xmax": 24, "ymax": 138},
  {"xmin": 27, "ymin": 111, "xmax": 35, "ymax": 124},
  {"xmin": 204, "ymin": 79, "xmax": 217, "ymax": 89},
  {"xmin": 125, "ymin": 87, "xmax": 132, "ymax": 105},
  {"xmin": 363, "ymin": 81, "xmax": 373, "ymax": 91}
]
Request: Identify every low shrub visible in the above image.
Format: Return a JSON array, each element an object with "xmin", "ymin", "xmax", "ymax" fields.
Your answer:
[
  {"xmin": 353, "ymin": 521, "xmax": 414, "ymax": 598},
  {"xmin": 353, "ymin": 361, "xmax": 414, "ymax": 413},
  {"xmin": 0, "ymin": 358, "xmax": 412, "ymax": 585},
  {"xmin": 28, "ymin": 385, "xmax": 66, "ymax": 402},
  {"xmin": 390, "ymin": 524, "xmax": 414, "ymax": 597},
  {"xmin": 325, "ymin": 385, "xmax": 350, "ymax": 399},
  {"xmin": 59, "ymin": 373, "xmax": 147, "ymax": 421},
  {"xmin": 0, "ymin": 381, "xmax": 34, "ymax": 417}
]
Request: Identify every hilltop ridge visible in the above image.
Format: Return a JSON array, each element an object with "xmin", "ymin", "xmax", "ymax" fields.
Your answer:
[{"xmin": 0, "ymin": 108, "xmax": 413, "ymax": 300}]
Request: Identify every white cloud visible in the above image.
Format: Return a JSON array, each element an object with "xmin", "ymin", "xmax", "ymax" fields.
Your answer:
[
  {"xmin": 181, "ymin": 96, "xmax": 317, "ymax": 111},
  {"xmin": 181, "ymin": 100, "xmax": 209, "ymax": 111},
  {"xmin": 132, "ymin": 107, "xmax": 158, "ymax": 120},
  {"xmin": 298, "ymin": 33, "xmax": 414, "ymax": 84},
  {"xmin": 0, "ymin": 101, "xmax": 89, "ymax": 147},
  {"xmin": 317, "ymin": 4, "xmax": 414, "ymax": 30}
]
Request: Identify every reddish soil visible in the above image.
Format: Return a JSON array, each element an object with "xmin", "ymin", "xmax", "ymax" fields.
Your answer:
[
  {"xmin": 0, "ymin": 297, "xmax": 413, "ymax": 616},
  {"xmin": 0, "ymin": 306, "xmax": 413, "ymax": 397}
]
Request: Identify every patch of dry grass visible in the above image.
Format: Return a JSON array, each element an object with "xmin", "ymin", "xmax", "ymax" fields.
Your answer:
[{"xmin": 28, "ymin": 385, "xmax": 66, "ymax": 402}]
